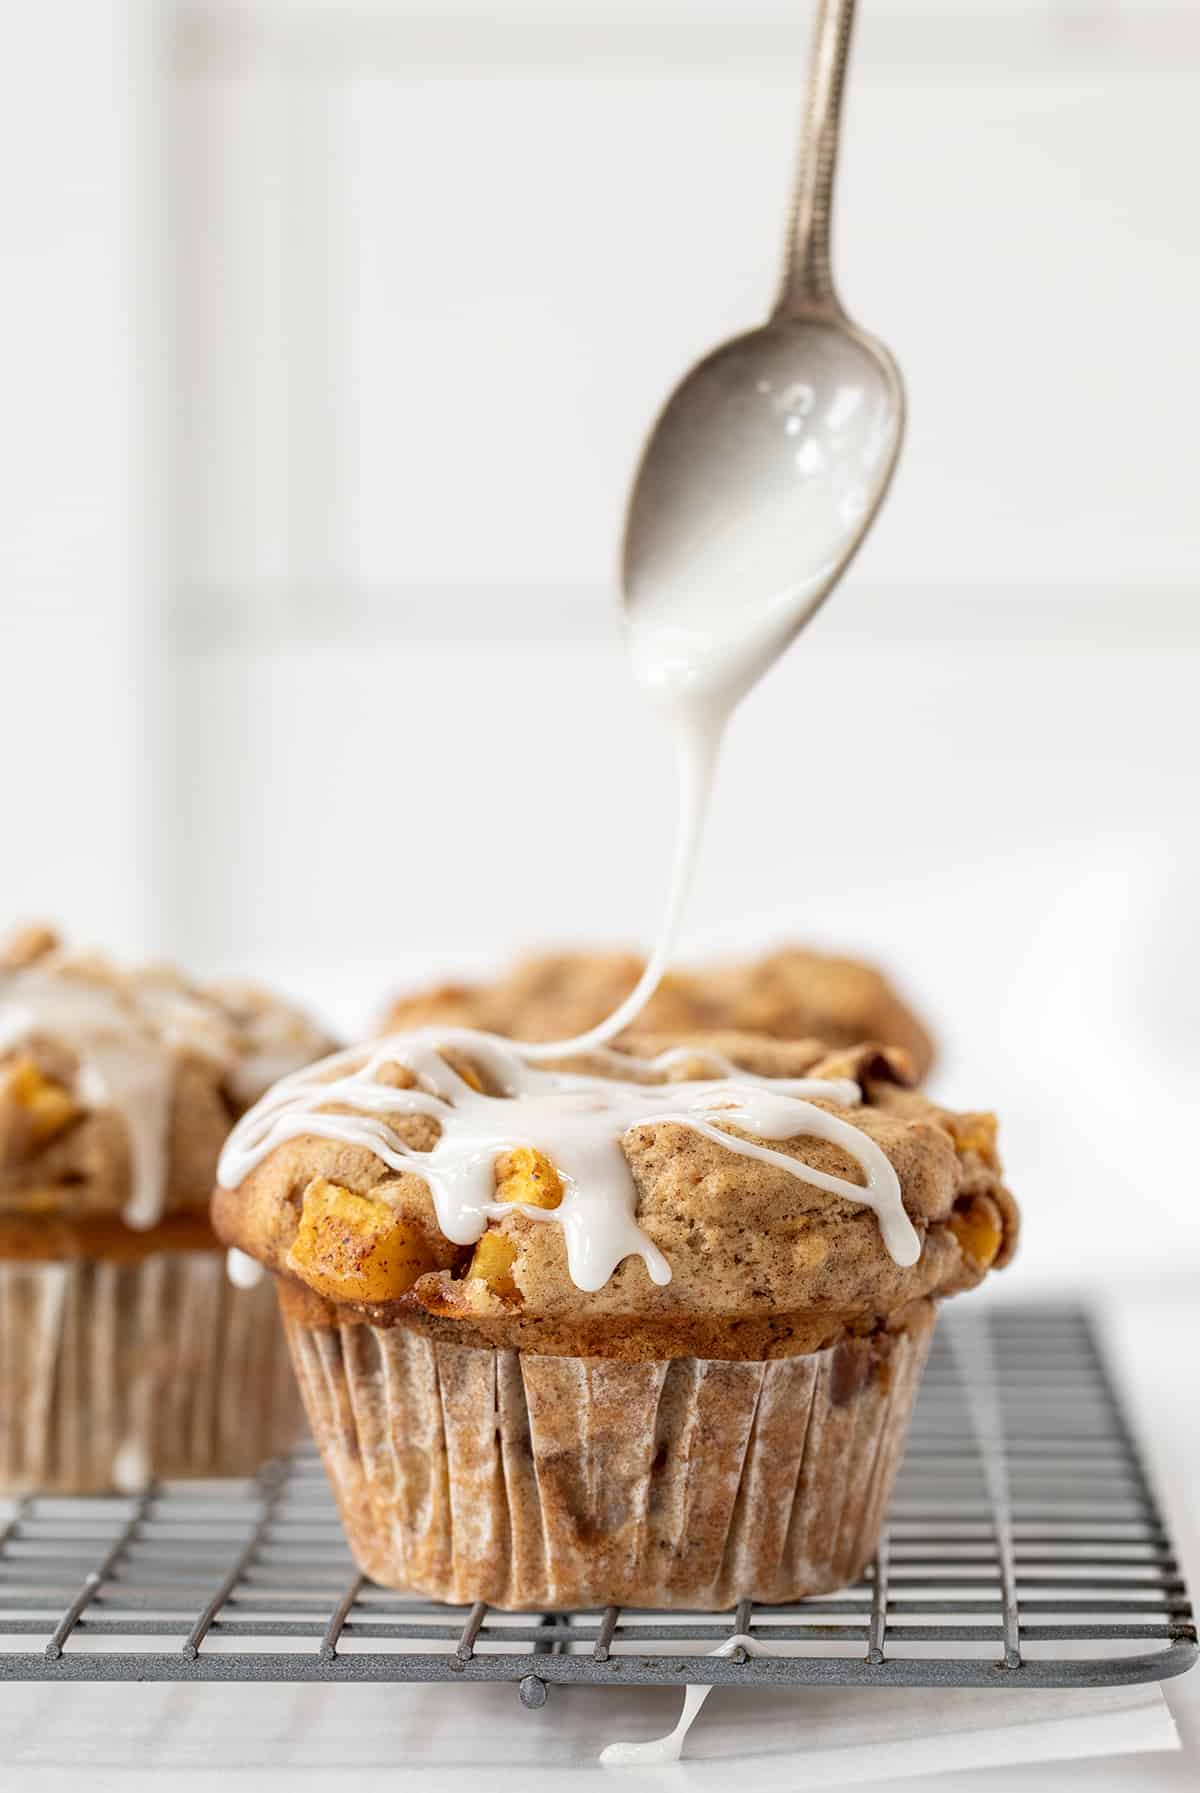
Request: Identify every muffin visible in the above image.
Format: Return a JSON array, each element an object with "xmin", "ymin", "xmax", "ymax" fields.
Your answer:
[
  {"xmin": 0, "ymin": 925, "xmax": 335, "ymax": 1491},
  {"xmin": 213, "ymin": 1026, "xmax": 1016, "ymax": 1609},
  {"xmin": 383, "ymin": 944, "xmax": 935, "ymax": 1078}
]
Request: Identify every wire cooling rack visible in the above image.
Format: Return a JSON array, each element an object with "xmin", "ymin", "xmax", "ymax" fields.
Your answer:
[{"xmin": 0, "ymin": 1304, "xmax": 1194, "ymax": 1707}]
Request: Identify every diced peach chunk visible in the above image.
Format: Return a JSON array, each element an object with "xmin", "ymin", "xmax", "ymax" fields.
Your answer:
[
  {"xmin": 949, "ymin": 1192, "xmax": 1004, "ymax": 1269},
  {"xmin": 494, "ymin": 1146, "xmax": 562, "ymax": 1210},
  {"xmin": 466, "ymin": 1230, "xmax": 519, "ymax": 1300},
  {"xmin": 287, "ymin": 1177, "xmax": 436, "ymax": 1303},
  {"xmin": 7, "ymin": 1057, "xmax": 77, "ymax": 1147},
  {"xmin": 946, "ymin": 1112, "xmax": 999, "ymax": 1169}
]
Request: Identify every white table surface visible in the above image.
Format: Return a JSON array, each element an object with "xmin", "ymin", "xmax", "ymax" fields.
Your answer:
[{"xmin": 3, "ymin": 1282, "xmax": 1196, "ymax": 1793}]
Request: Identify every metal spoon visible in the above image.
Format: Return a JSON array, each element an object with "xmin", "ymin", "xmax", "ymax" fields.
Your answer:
[{"xmin": 621, "ymin": 0, "xmax": 904, "ymax": 718}]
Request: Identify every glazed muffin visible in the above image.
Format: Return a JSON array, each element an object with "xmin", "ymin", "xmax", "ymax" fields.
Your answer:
[
  {"xmin": 383, "ymin": 944, "xmax": 936, "ymax": 1079},
  {"xmin": 0, "ymin": 925, "xmax": 335, "ymax": 1491},
  {"xmin": 213, "ymin": 1026, "xmax": 1016, "ymax": 1609}
]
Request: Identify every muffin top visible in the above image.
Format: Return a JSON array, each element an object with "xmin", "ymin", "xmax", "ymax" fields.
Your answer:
[
  {"xmin": 213, "ymin": 1026, "xmax": 1016, "ymax": 1359},
  {"xmin": 383, "ymin": 944, "xmax": 935, "ymax": 1080},
  {"xmin": 0, "ymin": 926, "xmax": 336, "ymax": 1243}
]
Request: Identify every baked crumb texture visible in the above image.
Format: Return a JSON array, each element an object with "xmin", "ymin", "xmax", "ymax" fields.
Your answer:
[
  {"xmin": 216, "ymin": 1033, "xmax": 1016, "ymax": 1360},
  {"xmin": 383, "ymin": 944, "xmax": 936, "ymax": 1078},
  {"xmin": 0, "ymin": 924, "xmax": 335, "ymax": 1259}
]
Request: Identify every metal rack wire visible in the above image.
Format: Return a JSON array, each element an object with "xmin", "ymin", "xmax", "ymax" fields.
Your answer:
[{"xmin": 0, "ymin": 1304, "xmax": 1194, "ymax": 1706}]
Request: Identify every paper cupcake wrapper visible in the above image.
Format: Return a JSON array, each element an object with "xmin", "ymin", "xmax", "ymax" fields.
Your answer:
[
  {"xmin": 0, "ymin": 1251, "xmax": 302, "ymax": 1493},
  {"xmin": 285, "ymin": 1300, "xmax": 936, "ymax": 1610}
]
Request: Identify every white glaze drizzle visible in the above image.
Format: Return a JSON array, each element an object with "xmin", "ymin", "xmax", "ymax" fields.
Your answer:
[
  {"xmin": 111, "ymin": 1438, "xmax": 152, "ymax": 1496},
  {"xmin": 226, "ymin": 1247, "xmax": 265, "ymax": 1290},
  {"xmin": 524, "ymin": 448, "xmax": 843, "ymax": 1062},
  {"xmin": 520, "ymin": 723, "xmax": 720, "ymax": 1061},
  {"xmin": 599, "ymin": 1634, "xmax": 770, "ymax": 1767},
  {"xmin": 217, "ymin": 1028, "xmax": 919, "ymax": 1288},
  {"xmin": 0, "ymin": 961, "xmax": 326, "ymax": 1231}
]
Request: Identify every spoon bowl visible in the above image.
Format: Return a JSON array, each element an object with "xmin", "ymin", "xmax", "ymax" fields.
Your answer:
[{"xmin": 622, "ymin": 313, "xmax": 903, "ymax": 712}]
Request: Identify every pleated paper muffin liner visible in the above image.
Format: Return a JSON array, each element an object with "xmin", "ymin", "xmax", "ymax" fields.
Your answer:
[
  {"xmin": 285, "ymin": 1297, "xmax": 936, "ymax": 1611},
  {"xmin": 0, "ymin": 1252, "xmax": 302, "ymax": 1493}
]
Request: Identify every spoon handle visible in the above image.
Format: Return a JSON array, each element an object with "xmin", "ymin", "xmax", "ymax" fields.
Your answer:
[{"xmin": 772, "ymin": 0, "xmax": 857, "ymax": 321}]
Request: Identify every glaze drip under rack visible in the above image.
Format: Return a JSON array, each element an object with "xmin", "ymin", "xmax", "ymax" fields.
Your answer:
[{"xmin": 0, "ymin": 1304, "xmax": 1194, "ymax": 1703}]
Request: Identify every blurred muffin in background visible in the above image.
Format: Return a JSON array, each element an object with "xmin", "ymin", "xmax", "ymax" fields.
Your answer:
[
  {"xmin": 382, "ymin": 943, "xmax": 935, "ymax": 1078},
  {"xmin": 0, "ymin": 924, "xmax": 336, "ymax": 1491}
]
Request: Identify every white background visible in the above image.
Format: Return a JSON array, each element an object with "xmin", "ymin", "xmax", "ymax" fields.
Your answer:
[{"xmin": 1, "ymin": 0, "xmax": 1199, "ymax": 1291}]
